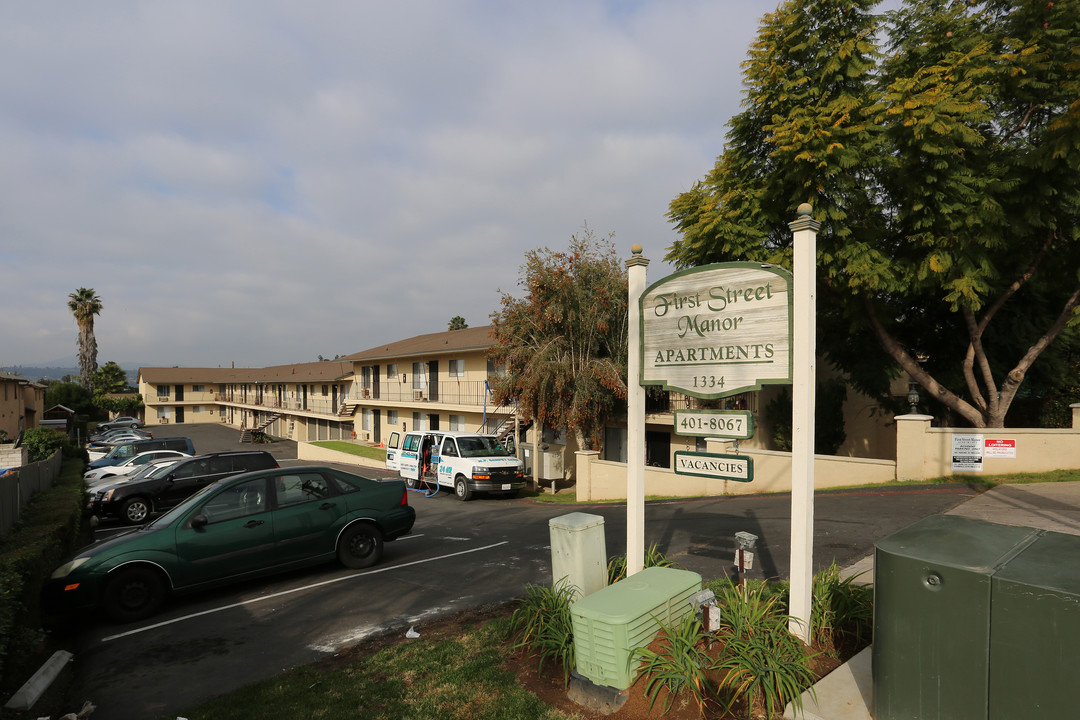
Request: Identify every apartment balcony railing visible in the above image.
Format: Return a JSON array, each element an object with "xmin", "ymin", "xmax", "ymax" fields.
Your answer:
[{"xmin": 212, "ymin": 380, "xmax": 502, "ymax": 415}]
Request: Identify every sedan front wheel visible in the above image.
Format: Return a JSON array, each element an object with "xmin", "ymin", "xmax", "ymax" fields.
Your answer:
[{"xmin": 102, "ymin": 566, "xmax": 167, "ymax": 623}]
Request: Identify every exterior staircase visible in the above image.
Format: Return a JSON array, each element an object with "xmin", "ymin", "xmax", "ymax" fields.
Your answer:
[
  {"xmin": 337, "ymin": 401, "xmax": 359, "ymax": 417},
  {"xmin": 240, "ymin": 413, "xmax": 281, "ymax": 443}
]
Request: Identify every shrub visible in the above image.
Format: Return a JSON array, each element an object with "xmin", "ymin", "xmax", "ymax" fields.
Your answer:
[
  {"xmin": 810, "ymin": 561, "xmax": 873, "ymax": 652},
  {"xmin": 632, "ymin": 612, "xmax": 713, "ymax": 713},
  {"xmin": 606, "ymin": 543, "xmax": 678, "ymax": 585},
  {"xmin": 19, "ymin": 427, "xmax": 67, "ymax": 463},
  {"xmin": 508, "ymin": 579, "xmax": 577, "ymax": 686}
]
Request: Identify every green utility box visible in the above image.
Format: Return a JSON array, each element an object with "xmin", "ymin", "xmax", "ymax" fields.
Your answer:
[
  {"xmin": 549, "ymin": 512, "xmax": 608, "ymax": 600},
  {"xmin": 988, "ymin": 530, "xmax": 1080, "ymax": 719},
  {"xmin": 571, "ymin": 566, "xmax": 702, "ymax": 690},
  {"xmin": 874, "ymin": 515, "xmax": 1080, "ymax": 720}
]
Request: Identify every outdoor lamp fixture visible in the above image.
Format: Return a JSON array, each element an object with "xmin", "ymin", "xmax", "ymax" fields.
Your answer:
[{"xmin": 907, "ymin": 384, "xmax": 920, "ymax": 413}]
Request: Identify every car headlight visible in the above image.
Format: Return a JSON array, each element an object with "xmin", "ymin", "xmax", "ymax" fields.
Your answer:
[
  {"xmin": 51, "ymin": 557, "xmax": 90, "ymax": 579},
  {"xmin": 102, "ymin": 489, "xmax": 116, "ymax": 501}
]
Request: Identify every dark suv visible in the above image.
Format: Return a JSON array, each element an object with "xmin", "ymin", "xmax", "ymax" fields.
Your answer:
[{"xmin": 89, "ymin": 451, "xmax": 279, "ymax": 525}]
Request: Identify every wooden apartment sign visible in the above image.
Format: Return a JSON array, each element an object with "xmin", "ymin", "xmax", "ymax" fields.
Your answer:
[{"xmin": 640, "ymin": 262, "xmax": 792, "ymax": 398}]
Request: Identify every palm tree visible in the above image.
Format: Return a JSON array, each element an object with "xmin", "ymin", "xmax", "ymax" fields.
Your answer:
[{"xmin": 68, "ymin": 288, "xmax": 103, "ymax": 388}]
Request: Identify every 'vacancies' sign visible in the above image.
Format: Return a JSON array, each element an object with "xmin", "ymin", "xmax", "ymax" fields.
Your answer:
[{"xmin": 640, "ymin": 263, "xmax": 792, "ymax": 398}]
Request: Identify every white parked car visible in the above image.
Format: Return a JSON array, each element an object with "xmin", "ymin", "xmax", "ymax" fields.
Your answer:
[
  {"xmin": 85, "ymin": 457, "xmax": 183, "ymax": 491},
  {"xmin": 83, "ymin": 450, "xmax": 192, "ymax": 482}
]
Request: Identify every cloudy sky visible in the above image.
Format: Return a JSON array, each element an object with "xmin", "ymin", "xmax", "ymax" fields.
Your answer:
[{"xmin": 1, "ymin": 1, "xmax": 766, "ymax": 369}]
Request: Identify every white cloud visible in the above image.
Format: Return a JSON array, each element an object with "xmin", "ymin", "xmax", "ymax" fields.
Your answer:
[{"xmin": 0, "ymin": 0, "xmax": 762, "ymax": 368}]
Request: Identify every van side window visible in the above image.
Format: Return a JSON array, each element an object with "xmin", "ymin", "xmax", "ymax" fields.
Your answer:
[{"xmin": 404, "ymin": 434, "xmax": 420, "ymax": 452}]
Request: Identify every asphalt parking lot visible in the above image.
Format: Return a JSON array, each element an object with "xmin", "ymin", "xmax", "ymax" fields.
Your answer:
[{"xmin": 54, "ymin": 422, "xmax": 980, "ymax": 720}]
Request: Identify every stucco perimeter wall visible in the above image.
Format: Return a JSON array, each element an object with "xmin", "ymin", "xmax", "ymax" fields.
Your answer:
[
  {"xmin": 575, "ymin": 449, "xmax": 896, "ymax": 502},
  {"xmin": 898, "ymin": 406, "xmax": 1080, "ymax": 481},
  {"xmin": 297, "ymin": 442, "xmax": 385, "ymax": 471}
]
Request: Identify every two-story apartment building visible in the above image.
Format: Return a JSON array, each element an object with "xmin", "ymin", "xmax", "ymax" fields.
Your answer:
[
  {"xmin": 138, "ymin": 324, "xmax": 901, "ymax": 482},
  {"xmin": 138, "ymin": 326, "xmax": 522, "ymax": 448},
  {"xmin": 0, "ymin": 371, "xmax": 46, "ymax": 440}
]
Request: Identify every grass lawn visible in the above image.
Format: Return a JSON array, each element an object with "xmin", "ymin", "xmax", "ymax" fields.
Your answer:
[
  {"xmin": 159, "ymin": 609, "xmax": 574, "ymax": 720},
  {"xmin": 310, "ymin": 441, "xmax": 386, "ymax": 462}
]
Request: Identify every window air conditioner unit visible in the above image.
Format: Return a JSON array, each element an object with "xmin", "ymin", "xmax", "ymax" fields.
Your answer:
[
  {"xmin": 362, "ymin": 388, "xmax": 370, "ymax": 398},
  {"xmin": 157, "ymin": 396, "xmax": 170, "ymax": 402},
  {"xmin": 361, "ymin": 430, "xmax": 371, "ymax": 441},
  {"xmin": 413, "ymin": 389, "xmax": 425, "ymax": 401}
]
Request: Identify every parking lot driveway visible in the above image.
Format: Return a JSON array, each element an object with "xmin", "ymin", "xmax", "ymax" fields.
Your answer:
[{"xmin": 143, "ymin": 421, "xmax": 299, "ymax": 462}]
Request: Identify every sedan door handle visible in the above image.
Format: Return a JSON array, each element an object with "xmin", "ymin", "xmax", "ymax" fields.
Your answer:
[
  {"xmin": 319, "ymin": 502, "xmax": 337, "ymax": 510},
  {"xmin": 244, "ymin": 520, "xmax": 264, "ymax": 528}
]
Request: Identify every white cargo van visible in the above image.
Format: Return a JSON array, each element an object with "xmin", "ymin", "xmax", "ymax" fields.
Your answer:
[{"xmin": 384, "ymin": 430, "xmax": 524, "ymax": 501}]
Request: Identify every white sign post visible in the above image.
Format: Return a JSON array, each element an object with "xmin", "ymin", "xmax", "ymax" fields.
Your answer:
[
  {"xmin": 788, "ymin": 204, "xmax": 819, "ymax": 642},
  {"xmin": 626, "ymin": 245, "xmax": 649, "ymax": 576}
]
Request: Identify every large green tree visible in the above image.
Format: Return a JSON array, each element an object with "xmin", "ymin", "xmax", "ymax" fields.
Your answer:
[
  {"xmin": 667, "ymin": 0, "xmax": 1080, "ymax": 428},
  {"xmin": 67, "ymin": 288, "xmax": 103, "ymax": 390},
  {"xmin": 91, "ymin": 361, "xmax": 131, "ymax": 395},
  {"xmin": 488, "ymin": 227, "xmax": 628, "ymax": 449}
]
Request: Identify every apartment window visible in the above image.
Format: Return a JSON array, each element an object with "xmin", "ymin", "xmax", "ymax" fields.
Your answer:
[
  {"xmin": 487, "ymin": 358, "xmax": 507, "ymax": 377},
  {"xmin": 387, "ymin": 410, "xmax": 399, "ymax": 426},
  {"xmin": 192, "ymin": 385, "xmax": 205, "ymax": 393},
  {"xmin": 361, "ymin": 366, "xmax": 372, "ymax": 389},
  {"xmin": 157, "ymin": 385, "xmax": 171, "ymax": 397},
  {"xmin": 411, "ymin": 362, "xmax": 426, "ymax": 389},
  {"xmin": 192, "ymin": 405, "xmax": 205, "ymax": 414},
  {"xmin": 362, "ymin": 408, "xmax": 373, "ymax": 432},
  {"xmin": 449, "ymin": 414, "xmax": 465, "ymax": 431},
  {"xmin": 449, "ymin": 359, "xmax": 465, "ymax": 377},
  {"xmin": 604, "ymin": 427, "xmax": 627, "ymax": 463},
  {"xmin": 321, "ymin": 385, "xmax": 329, "ymax": 395},
  {"xmin": 387, "ymin": 363, "xmax": 398, "ymax": 380},
  {"xmin": 412, "ymin": 412, "xmax": 426, "ymax": 430}
]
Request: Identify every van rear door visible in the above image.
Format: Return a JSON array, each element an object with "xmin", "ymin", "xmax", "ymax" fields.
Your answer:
[
  {"xmin": 385, "ymin": 431, "xmax": 402, "ymax": 472},
  {"xmin": 398, "ymin": 432, "xmax": 421, "ymax": 481}
]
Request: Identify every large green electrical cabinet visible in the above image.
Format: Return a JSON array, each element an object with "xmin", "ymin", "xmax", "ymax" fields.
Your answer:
[
  {"xmin": 571, "ymin": 566, "xmax": 701, "ymax": 690},
  {"xmin": 874, "ymin": 514, "xmax": 1080, "ymax": 720}
]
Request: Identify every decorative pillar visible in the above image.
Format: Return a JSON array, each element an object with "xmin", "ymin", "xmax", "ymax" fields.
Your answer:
[
  {"xmin": 626, "ymin": 245, "xmax": 649, "ymax": 576},
  {"xmin": 788, "ymin": 204, "xmax": 819, "ymax": 641}
]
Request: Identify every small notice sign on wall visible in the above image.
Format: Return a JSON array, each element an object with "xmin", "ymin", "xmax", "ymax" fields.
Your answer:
[
  {"xmin": 984, "ymin": 438, "xmax": 1017, "ymax": 458},
  {"xmin": 952, "ymin": 434, "xmax": 984, "ymax": 472}
]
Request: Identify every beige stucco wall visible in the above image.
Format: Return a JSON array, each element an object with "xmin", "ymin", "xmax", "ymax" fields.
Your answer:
[
  {"xmin": 297, "ymin": 441, "xmax": 384, "ymax": 470},
  {"xmin": 578, "ymin": 406, "xmax": 1080, "ymax": 501},
  {"xmin": 899, "ymin": 407, "xmax": 1080, "ymax": 480},
  {"xmin": 575, "ymin": 448, "xmax": 896, "ymax": 502}
]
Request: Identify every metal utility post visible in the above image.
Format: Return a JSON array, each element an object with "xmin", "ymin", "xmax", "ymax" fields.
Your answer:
[
  {"xmin": 626, "ymin": 244, "xmax": 649, "ymax": 576},
  {"xmin": 788, "ymin": 203, "xmax": 820, "ymax": 641}
]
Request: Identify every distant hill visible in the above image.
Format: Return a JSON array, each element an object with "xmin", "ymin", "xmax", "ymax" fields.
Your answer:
[{"xmin": 2, "ymin": 365, "xmax": 139, "ymax": 384}]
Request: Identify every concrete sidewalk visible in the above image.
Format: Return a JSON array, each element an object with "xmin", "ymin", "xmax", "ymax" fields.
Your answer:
[{"xmin": 783, "ymin": 480, "xmax": 1080, "ymax": 720}]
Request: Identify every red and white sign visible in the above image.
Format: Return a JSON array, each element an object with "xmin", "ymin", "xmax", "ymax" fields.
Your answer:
[{"xmin": 984, "ymin": 438, "xmax": 1017, "ymax": 458}]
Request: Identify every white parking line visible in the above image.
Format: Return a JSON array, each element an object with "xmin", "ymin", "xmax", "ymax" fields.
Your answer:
[{"xmin": 100, "ymin": 540, "xmax": 508, "ymax": 643}]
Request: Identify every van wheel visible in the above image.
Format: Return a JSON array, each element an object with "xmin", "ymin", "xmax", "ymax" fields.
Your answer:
[
  {"xmin": 121, "ymin": 497, "xmax": 151, "ymax": 525},
  {"xmin": 454, "ymin": 476, "xmax": 473, "ymax": 502}
]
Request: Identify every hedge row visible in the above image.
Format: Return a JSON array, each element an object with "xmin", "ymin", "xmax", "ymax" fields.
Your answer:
[{"xmin": 0, "ymin": 454, "xmax": 90, "ymax": 688}]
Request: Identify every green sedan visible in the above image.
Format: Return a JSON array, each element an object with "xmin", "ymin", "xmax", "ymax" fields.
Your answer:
[{"xmin": 45, "ymin": 466, "xmax": 416, "ymax": 623}]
